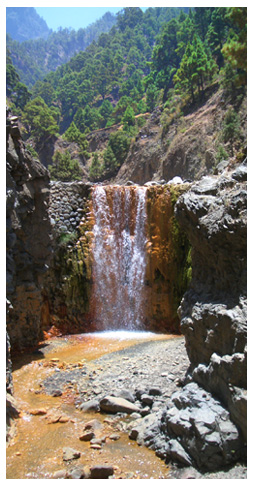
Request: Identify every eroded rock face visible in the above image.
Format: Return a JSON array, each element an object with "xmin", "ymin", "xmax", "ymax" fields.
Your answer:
[
  {"xmin": 6, "ymin": 108, "xmax": 52, "ymax": 351},
  {"xmin": 145, "ymin": 184, "xmax": 191, "ymax": 332},
  {"xmin": 175, "ymin": 165, "xmax": 247, "ymax": 442}
]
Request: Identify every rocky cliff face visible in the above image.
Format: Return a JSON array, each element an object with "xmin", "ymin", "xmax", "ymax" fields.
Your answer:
[
  {"xmin": 175, "ymin": 163, "xmax": 247, "ymax": 442},
  {"xmin": 6, "ymin": 108, "xmax": 52, "ymax": 352},
  {"xmin": 177, "ymin": 165, "xmax": 247, "ymax": 438},
  {"xmin": 6, "ymin": 108, "xmax": 53, "ymax": 441}
]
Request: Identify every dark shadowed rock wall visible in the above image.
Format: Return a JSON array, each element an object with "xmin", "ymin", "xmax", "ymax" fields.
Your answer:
[{"xmin": 6, "ymin": 108, "xmax": 52, "ymax": 352}]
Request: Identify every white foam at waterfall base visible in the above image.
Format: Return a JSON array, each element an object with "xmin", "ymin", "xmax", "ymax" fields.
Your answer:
[{"xmin": 86, "ymin": 330, "xmax": 157, "ymax": 340}]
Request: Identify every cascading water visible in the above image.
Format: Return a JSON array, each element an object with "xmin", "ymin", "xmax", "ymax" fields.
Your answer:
[{"xmin": 91, "ymin": 185, "xmax": 148, "ymax": 330}]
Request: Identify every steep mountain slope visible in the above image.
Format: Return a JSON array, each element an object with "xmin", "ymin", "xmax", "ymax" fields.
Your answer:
[
  {"xmin": 6, "ymin": 12, "xmax": 117, "ymax": 87},
  {"xmin": 6, "ymin": 7, "xmax": 50, "ymax": 42},
  {"xmin": 7, "ymin": 7, "xmax": 246, "ymax": 186},
  {"xmin": 114, "ymin": 85, "xmax": 247, "ymax": 184}
]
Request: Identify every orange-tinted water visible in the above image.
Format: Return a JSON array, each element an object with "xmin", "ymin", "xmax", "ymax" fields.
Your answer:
[{"xmin": 7, "ymin": 332, "xmax": 173, "ymax": 479}]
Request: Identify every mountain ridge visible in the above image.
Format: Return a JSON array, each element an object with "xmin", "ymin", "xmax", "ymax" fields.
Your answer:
[{"xmin": 6, "ymin": 7, "xmax": 51, "ymax": 42}]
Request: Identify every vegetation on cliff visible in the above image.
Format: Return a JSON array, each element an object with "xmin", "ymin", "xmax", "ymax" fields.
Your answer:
[{"xmin": 6, "ymin": 7, "xmax": 247, "ymax": 183}]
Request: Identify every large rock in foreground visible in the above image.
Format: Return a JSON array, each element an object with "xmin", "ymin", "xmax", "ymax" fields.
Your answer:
[
  {"xmin": 130, "ymin": 382, "xmax": 243, "ymax": 471},
  {"xmin": 100, "ymin": 396, "xmax": 141, "ymax": 414}
]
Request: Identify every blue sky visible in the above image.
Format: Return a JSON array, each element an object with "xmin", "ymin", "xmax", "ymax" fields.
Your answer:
[{"xmin": 35, "ymin": 7, "xmax": 145, "ymax": 31}]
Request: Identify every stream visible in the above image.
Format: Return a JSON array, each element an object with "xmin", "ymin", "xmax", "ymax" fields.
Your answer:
[{"xmin": 6, "ymin": 331, "xmax": 180, "ymax": 479}]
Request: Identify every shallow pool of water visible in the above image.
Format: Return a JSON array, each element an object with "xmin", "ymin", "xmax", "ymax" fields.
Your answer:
[{"xmin": 7, "ymin": 331, "xmax": 174, "ymax": 479}]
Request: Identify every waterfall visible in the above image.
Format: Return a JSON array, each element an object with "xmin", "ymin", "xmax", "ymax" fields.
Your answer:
[{"xmin": 91, "ymin": 185, "xmax": 147, "ymax": 330}]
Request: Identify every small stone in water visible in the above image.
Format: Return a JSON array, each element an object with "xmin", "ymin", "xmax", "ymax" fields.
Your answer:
[
  {"xmin": 51, "ymin": 389, "xmax": 62, "ymax": 397},
  {"xmin": 53, "ymin": 469, "xmax": 67, "ymax": 479},
  {"xmin": 66, "ymin": 466, "xmax": 86, "ymax": 479},
  {"xmin": 109, "ymin": 433, "xmax": 120, "ymax": 441},
  {"xmin": 79, "ymin": 431, "xmax": 95, "ymax": 441},
  {"xmin": 90, "ymin": 443, "xmax": 102, "ymax": 450},
  {"xmin": 45, "ymin": 412, "xmax": 62, "ymax": 424},
  {"xmin": 63, "ymin": 447, "xmax": 81, "ymax": 461},
  {"xmin": 90, "ymin": 465, "xmax": 114, "ymax": 479},
  {"xmin": 29, "ymin": 408, "xmax": 47, "ymax": 415},
  {"xmin": 59, "ymin": 415, "xmax": 69, "ymax": 423}
]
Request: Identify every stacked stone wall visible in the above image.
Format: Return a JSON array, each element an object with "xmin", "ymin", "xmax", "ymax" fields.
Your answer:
[{"xmin": 48, "ymin": 181, "xmax": 92, "ymax": 237}]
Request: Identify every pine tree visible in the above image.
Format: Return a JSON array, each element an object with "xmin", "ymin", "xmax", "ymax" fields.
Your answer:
[
  {"xmin": 103, "ymin": 145, "xmax": 118, "ymax": 174},
  {"xmin": 173, "ymin": 36, "xmax": 216, "ymax": 102},
  {"xmin": 152, "ymin": 18, "xmax": 180, "ymax": 97},
  {"xmin": 122, "ymin": 105, "xmax": 136, "ymax": 132},
  {"xmin": 49, "ymin": 150, "xmax": 83, "ymax": 181},
  {"xmin": 14, "ymin": 82, "xmax": 31, "ymax": 110},
  {"xmin": 89, "ymin": 152, "xmax": 103, "ymax": 181},
  {"xmin": 206, "ymin": 8, "xmax": 229, "ymax": 68},
  {"xmin": 222, "ymin": 7, "xmax": 247, "ymax": 86},
  {"xmin": 22, "ymin": 96, "xmax": 59, "ymax": 141}
]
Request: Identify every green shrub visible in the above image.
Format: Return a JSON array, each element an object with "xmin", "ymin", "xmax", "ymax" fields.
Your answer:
[
  {"xmin": 89, "ymin": 152, "xmax": 103, "ymax": 181},
  {"xmin": 49, "ymin": 150, "xmax": 83, "ymax": 182},
  {"xmin": 216, "ymin": 144, "xmax": 229, "ymax": 163},
  {"xmin": 222, "ymin": 107, "xmax": 240, "ymax": 143},
  {"xmin": 27, "ymin": 144, "xmax": 39, "ymax": 159},
  {"xmin": 58, "ymin": 231, "xmax": 78, "ymax": 247}
]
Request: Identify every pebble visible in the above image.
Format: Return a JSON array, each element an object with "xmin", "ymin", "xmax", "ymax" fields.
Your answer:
[
  {"xmin": 59, "ymin": 415, "xmax": 70, "ymax": 423},
  {"xmin": 149, "ymin": 387, "xmax": 162, "ymax": 396},
  {"xmin": 45, "ymin": 412, "xmax": 62, "ymax": 424},
  {"xmin": 66, "ymin": 467, "xmax": 85, "ymax": 479},
  {"xmin": 141, "ymin": 394, "xmax": 154, "ymax": 406},
  {"xmin": 51, "ymin": 389, "xmax": 62, "ymax": 397},
  {"xmin": 100, "ymin": 396, "xmax": 141, "ymax": 414}
]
